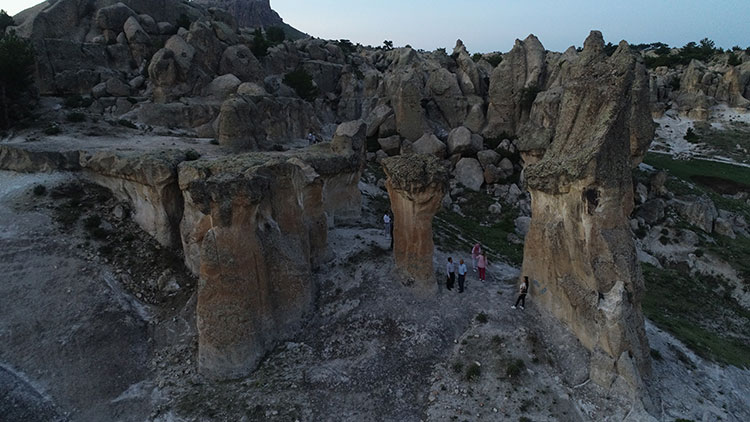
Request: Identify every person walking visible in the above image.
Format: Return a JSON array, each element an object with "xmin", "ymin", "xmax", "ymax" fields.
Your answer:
[
  {"xmin": 383, "ymin": 213, "xmax": 391, "ymax": 236},
  {"xmin": 457, "ymin": 259, "xmax": 467, "ymax": 293},
  {"xmin": 477, "ymin": 251, "xmax": 488, "ymax": 282},
  {"xmin": 512, "ymin": 276, "xmax": 529, "ymax": 309},
  {"xmin": 471, "ymin": 243, "xmax": 481, "ymax": 272},
  {"xmin": 446, "ymin": 257, "xmax": 455, "ymax": 290}
]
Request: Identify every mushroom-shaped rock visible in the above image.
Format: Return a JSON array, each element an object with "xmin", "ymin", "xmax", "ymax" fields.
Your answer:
[
  {"xmin": 382, "ymin": 154, "xmax": 449, "ymax": 293},
  {"xmin": 520, "ymin": 31, "xmax": 655, "ymax": 398}
]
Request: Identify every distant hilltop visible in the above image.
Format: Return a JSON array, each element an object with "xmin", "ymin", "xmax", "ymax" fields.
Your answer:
[{"xmin": 192, "ymin": 0, "xmax": 305, "ymax": 38}]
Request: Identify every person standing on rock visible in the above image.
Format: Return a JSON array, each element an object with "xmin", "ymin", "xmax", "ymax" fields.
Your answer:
[
  {"xmin": 457, "ymin": 259, "xmax": 467, "ymax": 293},
  {"xmin": 477, "ymin": 251, "xmax": 488, "ymax": 282},
  {"xmin": 383, "ymin": 212, "xmax": 391, "ymax": 237},
  {"xmin": 307, "ymin": 131, "xmax": 316, "ymax": 145},
  {"xmin": 471, "ymin": 243, "xmax": 482, "ymax": 272},
  {"xmin": 446, "ymin": 257, "xmax": 455, "ymax": 290},
  {"xmin": 512, "ymin": 276, "xmax": 529, "ymax": 310}
]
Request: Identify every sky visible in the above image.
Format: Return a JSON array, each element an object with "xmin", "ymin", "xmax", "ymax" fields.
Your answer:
[{"xmin": 4, "ymin": 0, "xmax": 749, "ymax": 53}]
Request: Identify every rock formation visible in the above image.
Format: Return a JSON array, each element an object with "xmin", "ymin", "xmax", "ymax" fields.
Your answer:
[
  {"xmin": 518, "ymin": 32, "xmax": 654, "ymax": 398},
  {"xmin": 382, "ymin": 154, "xmax": 448, "ymax": 293}
]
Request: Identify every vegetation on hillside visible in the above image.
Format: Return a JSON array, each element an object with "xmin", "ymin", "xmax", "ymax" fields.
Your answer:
[{"xmin": 638, "ymin": 38, "xmax": 746, "ymax": 68}]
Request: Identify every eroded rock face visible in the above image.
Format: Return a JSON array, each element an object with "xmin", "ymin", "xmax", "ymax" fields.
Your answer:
[
  {"xmin": 382, "ymin": 154, "xmax": 448, "ymax": 293},
  {"xmin": 519, "ymin": 32, "xmax": 654, "ymax": 398}
]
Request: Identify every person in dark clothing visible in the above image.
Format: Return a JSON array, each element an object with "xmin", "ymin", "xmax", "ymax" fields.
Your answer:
[
  {"xmin": 512, "ymin": 276, "xmax": 529, "ymax": 309},
  {"xmin": 389, "ymin": 213, "xmax": 394, "ymax": 249},
  {"xmin": 457, "ymin": 259, "xmax": 467, "ymax": 293},
  {"xmin": 446, "ymin": 257, "xmax": 455, "ymax": 290}
]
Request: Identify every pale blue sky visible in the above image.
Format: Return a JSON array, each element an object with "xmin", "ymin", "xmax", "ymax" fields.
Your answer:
[{"xmin": 5, "ymin": 0, "xmax": 749, "ymax": 53}]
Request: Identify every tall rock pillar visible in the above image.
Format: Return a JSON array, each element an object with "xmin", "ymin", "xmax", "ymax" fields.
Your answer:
[
  {"xmin": 518, "ymin": 32, "xmax": 655, "ymax": 397},
  {"xmin": 382, "ymin": 154, "xmax": 448, "ymax": 294}
]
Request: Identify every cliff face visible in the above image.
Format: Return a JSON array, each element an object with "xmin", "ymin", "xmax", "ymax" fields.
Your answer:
[
  {"xmin": 518, "ymin": 31, "xmax": 655, "ymax": 399},
  {"xmin": 192, "ymin": 0, "xmax": 283, "ymax": 29}
]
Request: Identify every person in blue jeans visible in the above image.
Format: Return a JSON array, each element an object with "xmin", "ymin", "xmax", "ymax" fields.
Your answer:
[{"xmin": 457, "ymin": 259, "xmax": 467, "ymax": 293}]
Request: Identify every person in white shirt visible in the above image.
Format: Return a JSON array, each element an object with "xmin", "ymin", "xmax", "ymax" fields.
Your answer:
[
  {"xmin": 457, "ymin": 259, "xmax": 467, "ymax": 293},
  {"xmin": 383, "ymin": 213, "xmax": 391, "ymax": 236},
  {"xmin": 446, "ymin": 257, "xmax": 455, "ymax": 290}
]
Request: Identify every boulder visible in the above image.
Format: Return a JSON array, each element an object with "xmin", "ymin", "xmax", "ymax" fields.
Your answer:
[
  {"xmin": 520, "ymin": 32, "xmax": 654, "ymax": 398},
  {"xmin": 237, "ymin": 82, "xmax": 268, "ymax": 97},
  {"xmin": 483, "ymin": 164, "xmax": 502, "ymax": 185},
  {"xmin": 514, "ymin": 216, "xmax": 531, "ymax": 237},
  {"xmin": 447, "ymin": 126, "xmax": 480, "ymax": 156},
  {"xmin": 105, "ymin": 77, "xmax": 131, "ymax": 97},
  {"xmin": 96, "ymin": 2, "xmax": 136, "ymax": 31},
  {"xmin": 157, "ymin": 21, "xmax": 175, "ymax": 35},
  {"xmin": 427, "ymin": 68, "xmax": 467, "ymax": 128},
  {"xmin": 204, "ymin": 74, "xmax": 241, "ymax": 100},
  {"xmin": 411, "ymin": 133, "xmax": 447, "ymax": 158},
  {"xmin": 672, "ymin": 195, "xmax": 717, "ymax": 233},
  {"xmin": 365, "ymin": 104, "xmax": 394, "ymax": 138},
  {"xmin": 453, "ymin": 157, "xmax": 484, "ymax": 191},
  {"xmin": 382, "ymin": 155, "xmax": 449, "ymax": 293},
  {"xmin": 637, "ymin": 199, "xmax": 665, "ymax": 225},
  {"xmin": 498, "ymin": 158, "xmax": 514, "ymax": 178},
  {"xmin": 220, "ymin": 45, "xmax": 263, "ymax": 82},
  {"xmin": 477, "ymin": 149, "xmax": 501, "ymax": 168},
  {"xmin": 378, "ymin": 135, "xmax": 401, "ymax": 156},
  {"xmin": 714, "ymin": 218, "xmax": 736, "ymax": 239}
]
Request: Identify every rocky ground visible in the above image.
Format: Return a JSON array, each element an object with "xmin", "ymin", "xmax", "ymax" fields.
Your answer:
[{"xmin": 2, "ymin": 169, "xmax": 750, "ymax": 421}]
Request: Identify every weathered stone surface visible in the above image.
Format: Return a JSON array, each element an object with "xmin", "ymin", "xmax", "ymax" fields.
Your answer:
[
  {"xmin": 382, "ymin": 155, "xmax": 449, "ymax": 293},
  {"xmin": 411, "ymin": 133, "xmax": 447, "ymax": 158},
  {"xmin": 453, "ymin": 157, "xmax": 484, "ymax": 191},
  {"xmin": 204, "ymin": 74, "xmax": 241, "ymax": 100},
  {"xmin": 96, "ymin": 2, "xmax": 136, "ymax": 31},
  {"xmin": 446, "ymin": 126, "xmax": 480, "ymax": 156},
  {"xmin": 477, "ymin": 149, "xmax": 500, "ymax": 168},
  {"xmin": 219, "ymin": 44, "xmax": 263, "ymax": 82},
  {"xmin": 672, "ymin": 195, "xmax": 717, "ymax": 233},
  {"xmin": 378, "ymin": 135, "xmax": 401, "ymax": 156},
  {"xmin": 520, "ymin": 32, "xmax": 654, "ymax": 396},
  {"xmin": 637, "ymin": 199, "xmax": 665, "ymax": 225}
]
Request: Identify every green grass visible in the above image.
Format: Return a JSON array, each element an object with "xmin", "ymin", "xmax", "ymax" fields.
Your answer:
[
  {"xmin": 644, "ymin": 152, "xmax": 750, "ymax": 186},
  {"xmin": 434, "ymin": 190, "xmax": 523, "ymax": 265},
  {"xmin": 641, "ymin": 264, "xmax": 750, "ymax": 368},
  {"xmin": 692, "ymin": 128, "xmax": 750, "ymax": 165}
]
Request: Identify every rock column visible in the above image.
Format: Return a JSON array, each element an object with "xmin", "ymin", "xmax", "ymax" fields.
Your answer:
[
  {"xmin": 518, "ymin": 32, "xmax": 655, "ymax": 397},
  {"xmin": 382, "ymin": 154, "xmax": 448, "ymax": 293}
]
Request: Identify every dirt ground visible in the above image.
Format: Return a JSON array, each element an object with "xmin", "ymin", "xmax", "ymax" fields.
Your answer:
[{"xmin": 2, "ymin": 170, "xmax": 750, "ymax": 422}]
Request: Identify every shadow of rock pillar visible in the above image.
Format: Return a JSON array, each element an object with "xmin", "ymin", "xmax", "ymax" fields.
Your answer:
[{"xmin": 382, "ymin": 154, "xmax": 448, "ymax": 294}]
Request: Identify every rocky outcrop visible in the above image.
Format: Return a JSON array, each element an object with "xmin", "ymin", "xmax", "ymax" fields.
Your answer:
[
  {"xmin": 382, "ymin": 154, "xmax": 448, "ymax": 293},
  {"xmin": 519, "ymin": 32, "xmax": 654, "ymax": 400},
  {"xmin": 192, "ymin": 0, "xmax": 284, "ymax": 30}
]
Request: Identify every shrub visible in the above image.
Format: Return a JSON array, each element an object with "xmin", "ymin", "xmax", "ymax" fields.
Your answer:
[
  {"xmin": 33, "ymin": 185, "xmax": 46, "ymax": 196},
  {"xmin": 471, "ymin": 52, "xmax": 482, "ymax": 62},
  {"xmin": 451, "ymin": 361, "xmax": 463, "ymax": 374},
  {"xmin": 176, "ymin": 13, "xmax": 191, "ymax": 30},
  {"xmin": 66, "ymin": 112, "xmax": 85, "ymax": 123},
  {"xmin": 44, "ymin": 124, "xmax": 61, "ymax": 135},
  {"xmin": 727, "ymin": 52, "xmax": 741, "ymax": 66},
  {"xmin": 118, "ymin": 119, "xmax": 137, "ymax": 129},
  {"xmin": 464, "ymin": 362, "xmax": 481, "ymax": 381},
  {"xmin": 650, "ymin": 348, "xmax": 663, "ymax": 360},
  {"xmin": 335, "ymin": 39, "xmax": 356, "ymax": 55},
  {"xmin": 209, "ymin": 139, "xmax": 219, "ymax": 145},
  {"xmin": 506, "ymin": 359, "xmax": 525, "ymax": 378},
  {"xmin": 519, "ymin": 84, "xmax": 540, "ymax": 110},
  {"xmin": 0, "ymin": 30, "xmax": 36, "ymax": 129},
  {"xmin": 184, "ymin": 149, "xmax": 201, "ymax": 161},
  {"xmin": 266, "ymin": 26, "xmax": 286, "ymax": 43},
  {"xmin": 475, "ymin": 312, "xmax": 488, "ymax": 323},
  {"xmin": 83, "ymin": 215, "xmax": 101, "ymax": 230},
  {"xmin": 684, "ymin": 127, "xmax": 699, "ymax": 142},
  {"xmin": 659, "ymin": 235, "xmax": 670, "ymax": 245},
  {"xmin": 251, "ymin": 28, "xmax": 271, "ymax": 58},
  {"xmin": 63, "ymin": 95, "xmax": 93, "ymax": 109},
  {"xmin": 669, "ymin": 78, "xmax": 680, "ymax": 92},
  {"xmin": 486, "ymin": 53, "xmax": 502, "ymax": 67},
  {"xmin": 382, "ymin": 40, "xmax": 393, "ymax": 51},
  {"xmin": 283, "ymin": 68, "xmax": 318, "ymax": 101}
]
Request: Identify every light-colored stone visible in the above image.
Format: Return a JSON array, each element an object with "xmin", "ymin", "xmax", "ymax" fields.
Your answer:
[{"xmin": 453, "ymin": 157, "xmax": 484, "ymax": 192}]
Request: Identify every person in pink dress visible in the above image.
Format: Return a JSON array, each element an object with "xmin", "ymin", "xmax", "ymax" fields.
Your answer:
[
  {"xmin": 471, "ymin": 243, "xmax": 481, "ymax": 272},
  {"xmin": 477, "ymin": 251, "xmax": 488, "ymax": 282}
]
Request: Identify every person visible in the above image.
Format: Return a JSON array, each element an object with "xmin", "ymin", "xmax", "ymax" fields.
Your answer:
[
  {"xmin": 512, "ymin": 276, "xmax": 529, "ymax": 309},
  {"xmin": 307, "ymin": 132, "xmax": 315, "ymax": 145},
  {"xmin": 446, "ymin": 257, "xmax": 455, "ymax": 290},
  {"xmin": 477, "ymin": 251, "xmax": 488, "ymax": 282},
  {"xmin": 389, "ymin": 215, "xmax": 394, "ymax": 249},
  {"xmin": 457, "ymin": 259, "xmax": 467, "ymax": 293},
  {"xmin": 471, "ymin": 243, "xmax": 482, "ymax": 272},
  {"xmin": 383, "ymin": 213, "xmax": 391, "ymax": 236}
]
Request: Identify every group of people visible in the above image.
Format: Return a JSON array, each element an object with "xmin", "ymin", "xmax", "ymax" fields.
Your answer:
[{"xmin": 445, "ymin": 243, "xmax": 529, "ymax": 309}]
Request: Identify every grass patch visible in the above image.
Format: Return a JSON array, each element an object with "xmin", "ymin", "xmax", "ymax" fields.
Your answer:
[
  {"xmin": 505, "ymin": 358, "xmax": 525, "ymax": 379},
  {"xmin": 435, "ymin": 190, "xmax": 522, "ymax": 265},
  {"xmin": 644, "ymin": 152, "xmax": 750, "ymax": 189},
  {"xmin": 475, "ymin": 312, "xmax": 488, "ymax": 323},
  {"xmin": 32, "ymin": 185, "xmax": 46, "ymax": 196},
  {"xmin": 465, "ymin": 362, "xmax": 481, "ymax": 381},
  {"xmin": 642, "ymin": 264, "xmax": 750, "ymax": 368}
]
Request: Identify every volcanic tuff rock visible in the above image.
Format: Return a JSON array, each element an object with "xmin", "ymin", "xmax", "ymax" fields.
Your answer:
[
  {"xmin": 382, "ymin": 154, "xmax": 449, "ymax": 293},
  {"xmin": 518, "ymin": 31, "xmax": 655, "ymax": 401}
]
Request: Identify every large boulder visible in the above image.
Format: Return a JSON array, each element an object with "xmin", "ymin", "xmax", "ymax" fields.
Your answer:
[
  {"xmin": 204, "ymin": 74, "xmax": 241, "ymax": 100},
  {"xmin": 672, "ymin": 195, "xmax": 718, "ymax": 233},
  {"xmin": 382, "ymin": 155, "xmax": 449, "ymax": 293},
  {"xmin": 520, "ymin": 32, "xmax": 655, "ymax": 401},
  {"xmin": 447, "ymin": 126, "xmax": 481, "ymax": 156},
  {"xmin": 96, "ymin": 2, "xmax": 137, "ymax": 31},
  {"xmin": 453, "ymin": 157, "xmax": 484, "ymax": 191},
  {"xmin": 219, "ymin": 45, "xmax": 262, "ymax": 82},
  {"xmin": 412, "ymin": 133, "xmax": 447, "ymax": 158}
]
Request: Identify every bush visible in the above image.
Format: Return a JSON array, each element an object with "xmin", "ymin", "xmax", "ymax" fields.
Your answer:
[
  {"xmin": 471, "ymin": 52, "xmax": 482, "ymax": 62},
  {"xmin": 486, "ymin": 53, "xmax": 502, "ymax": 67},
  {"xmin": 44, "ymin": 124, "xmax": 61, "ymax": 135},
  {"xmin": 451, "ymin": 361, "xmax": 463, "ymax": 374},
  {"xmin": 650, "ymin": 348, "xmax": 663, "ymax": 360},
  {"xmin": 0, "ymin": 30, "xmax": 36, "ymax": 129},
  {"xmin": 283, "ymin": 68, "xmax": 318, "ymax": 101},
  {"xmin": 728, "ymin": 52, "xmax": 741, "ymax": 66},
  {"xmin": 33, "ymin": 185, "xmax": 46, "ymax": 196},
  {"xmin": 475, "ymin": 312, "xmax": 488, "ymax": 323},
  {"xmin": 118, "ymin": 119, "xmax": 137, "ymax": 129},
  {"xmin": 382, "ymin": 40, "xmax": 393, "ymax": 51},
  {"xmin": 506, "ymin": 359, "xmax": 525, "ymax": 378},
  {"xmin": 63, "ymin": 95, "xmax": 93, "ymax": 109},
  {"xmin": 519, "ymin": 84, "xmax": 540, "ymax": 110},
  {"xmin": 266, "ymin": 26, "xmax": 286, "ymax": 43},
  {"xmin": 334, "ymin": 39, "xmax": 356, "ymax": 55},
  {"xmin": 464, "ymin": 362, "xmax": 481, "ymax": 381},
  {"xmin": 66, "ymin": 112, "xmax": 85, "ymax": 123},
  {"xmin": 184, "ymin": 149, "xmax": 200, "ymax": 161},
  {"xmin": 176, "ymin": 13, "xmax": 191, "ymax": 30},
  {"xmin": 684, "ymin": 127, "xmax": 699, "ymax": 142},
  {"xmin": 669, "ymin": 78, "xmax": 680, "ymax": 92}
]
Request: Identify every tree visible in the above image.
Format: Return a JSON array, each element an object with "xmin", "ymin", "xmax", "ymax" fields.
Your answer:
[
  {"xmin": 0, "ymin": 9, "xmax": 13, "ymax": 34},
  {"xmin": 265, "ymin": 26, "xmax": 285, "ymax": 43},
  {"xmin": 383, "ymin": 40, "xmax": 393, "ymax": 51},
  {"xmin": 0, "ymin": 31, "xmax": 36, "ymax": 129}
]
